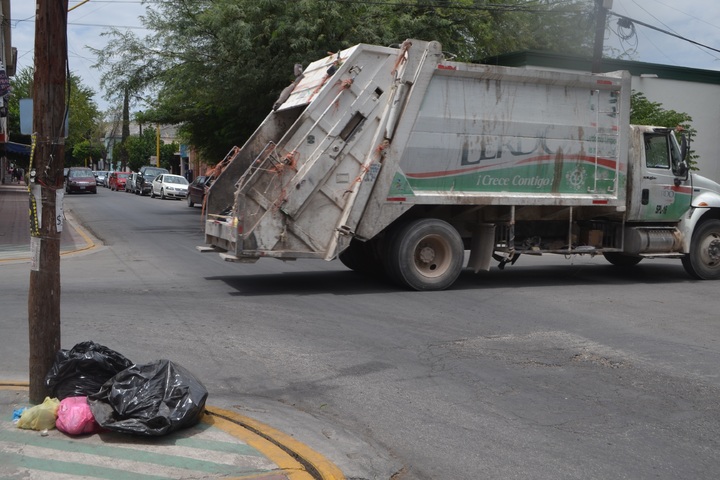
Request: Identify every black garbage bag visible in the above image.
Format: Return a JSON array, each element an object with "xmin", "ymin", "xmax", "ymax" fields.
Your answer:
[
  {"xmin": 45, "ymin": 341, "xmax": 134, "ymax": 400},
  {"xmin": 88, "ymin": 359, "xmax": 208, "ymax": 436}
]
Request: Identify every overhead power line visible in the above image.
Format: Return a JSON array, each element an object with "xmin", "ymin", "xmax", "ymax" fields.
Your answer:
[
  {"xmin": 325, "ymin": 0, "xmax": 586, "ymax": 13},
  {"xmin": 609, "ymin": 11, "xmax": 720, "ymax": 56}
]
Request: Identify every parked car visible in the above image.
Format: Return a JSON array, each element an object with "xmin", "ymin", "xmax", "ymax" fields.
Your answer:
[
  {"xmin": 94, "ymin": 170, "xmax": 109, "ymax": 187},
  {"xmin": 109, "ymin": 171, "xmax": 131, "ymax": 191},
  {"xmin": 187, "ymin": 175, "xmax": 213, "ymax": 207},
  {"xmin": 150, "ymin": 174, "xmax": 189, "ymax": 199},
  {"xmin": 65, "ymin": 167, "xmax": 97, "ymax": 194},
  {"xmin": 126, "ymin": 173, "xmax": 140, "ymax": 194},
  {"xmin": 137, "ymin": 166, "xmax": 169, "ymax": 196}
]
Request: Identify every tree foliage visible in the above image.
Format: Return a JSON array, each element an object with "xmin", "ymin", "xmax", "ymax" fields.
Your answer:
[
  {"xmin": 72, "ymin": 139, "xmax": 104, "ymax": 167},
  {"xmin": 95, "ymin": 0, "xmax": 595, "ymax": 162},
  {"xmin": 125, "ymin": 128, "xmax": 158, "ymax": 172},
  {"xmin": 630, "ymin": 90, "xmax": 698, "ymax": 169},
  {"xmin": 630, "ymin": 91, "xmax": 693, "ymax": 128},
  {"xmin": 8, "ymin": 67, "xmax": 104, "ymax": 167}
]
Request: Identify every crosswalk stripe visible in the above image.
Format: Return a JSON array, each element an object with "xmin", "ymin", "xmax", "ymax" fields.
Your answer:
[{"xmin": 0, "ymin": 427, "xmax": 277, "ymax": 478}]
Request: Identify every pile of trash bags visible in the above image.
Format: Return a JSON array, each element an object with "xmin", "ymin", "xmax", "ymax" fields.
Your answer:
[{"xmin": 15, "ymin": 341, "xmax": 208, "ymax": 437}]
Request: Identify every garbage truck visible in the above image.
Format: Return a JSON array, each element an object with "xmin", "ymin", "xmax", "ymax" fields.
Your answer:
[{"xmin": 200, "ymin": 39, "xmax": 720, "ymax": 290}]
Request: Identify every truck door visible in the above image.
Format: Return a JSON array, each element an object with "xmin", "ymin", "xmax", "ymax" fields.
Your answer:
[{"xmin": 632, "ymin": 130, "xmax": 691, "ymax": 222}]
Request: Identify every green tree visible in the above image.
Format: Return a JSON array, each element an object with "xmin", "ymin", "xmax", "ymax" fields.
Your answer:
[
  {"xmin": 8, "ymin": 67, "xmax": 103, "ymax": 166},
  {"xmin": 90, "ymin": 29, "xmax": 159, "ymax": 150},
  {"xmin": 66, "ymin": 73, "xmax": 104, "ymax": 167},
  {"xmin": 630, "ymin": 91, "xmax": 698, "ymax": 170},
  {"xmin": 160, "ymin": 141, "xmax": 179, "ymax": 172},
  {"xmin": 630, "ymin": 91, "xmax": 692, "ymax": 127},
  {"xmin": 7, "ymin": 67, "xmax": 33, "ymax": 147},
  {"xmin": 125, "ymin": 127, "xmax": 158, "ymax": 172},
  {"xmin": 112, "ymin": 142, "xmax": 128, "ymax": 172},
  {"xmin": 72, "ymin": 139, "xmax": 104, "ymax": 168},
  {"xmin": 95, "ymin": 0, "xmax": 595, "ymax": 162}
]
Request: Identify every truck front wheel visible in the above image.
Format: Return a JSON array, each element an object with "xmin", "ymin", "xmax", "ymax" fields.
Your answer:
[
  {"xmin": 385, "ymin": 218, "xmax": 464, "ymax": 291},
  {"xmin": 682, "ymin": 219, "xmax": 720, "ymax": 279}
]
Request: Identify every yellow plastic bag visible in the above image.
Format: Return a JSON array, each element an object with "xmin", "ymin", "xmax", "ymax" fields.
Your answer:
[{"xmin": 17, "ymin": 397, "xmax": 60, "ymax": 431}]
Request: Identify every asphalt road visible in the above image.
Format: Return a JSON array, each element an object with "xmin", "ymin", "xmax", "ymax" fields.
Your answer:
[{"xmin": 2, "ymin": 186, "xmax": 720, "ymax": 479}]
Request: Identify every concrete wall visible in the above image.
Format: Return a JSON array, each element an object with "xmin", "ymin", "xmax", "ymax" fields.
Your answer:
[{"xmin": 633, "ymin": 76, "xmax": 719, "ymax": 182}]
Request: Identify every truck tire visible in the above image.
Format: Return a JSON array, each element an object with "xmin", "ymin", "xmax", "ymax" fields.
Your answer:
[
  {"xmin": 385, "ymin": 218, "xmax": 464, "ymax": 291},
  {"xmin": 681, "ymin": 219, "xmax": 720, "ymax": 279},
  {"xmin": 603, "ymin": 252, "xmax": 643, "ymax": 267}
]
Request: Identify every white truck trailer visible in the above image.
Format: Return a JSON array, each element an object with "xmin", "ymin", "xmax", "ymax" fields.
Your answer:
[{"xmin": 201, "ymin": 39, "xmax": 720, "ymax": 290}]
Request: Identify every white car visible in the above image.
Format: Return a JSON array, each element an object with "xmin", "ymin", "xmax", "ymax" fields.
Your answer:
[{"xmin": 150, "ymin": 174, "xmax": 189, "ymax": 200}]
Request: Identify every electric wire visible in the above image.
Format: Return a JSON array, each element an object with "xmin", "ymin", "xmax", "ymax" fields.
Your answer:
[
  {"xmin": 609, "ymin": 11, "xmax": 720, "ymax": 56},
  {"xmin": 629, "ymin": 0, "xmax": 720, "ymax": 62}
]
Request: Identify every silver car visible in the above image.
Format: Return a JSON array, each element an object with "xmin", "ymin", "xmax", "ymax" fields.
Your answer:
[
  {"xmin": 150, "ymin": 174, "xmax": 189, "ymax": 199},
  {"xmin": 126, "ymin": 173, "xmax": 140, "ymax": 194},
  {"xmin": 94, "ymin": 171, "xmax": 109, "ymax": 187}
]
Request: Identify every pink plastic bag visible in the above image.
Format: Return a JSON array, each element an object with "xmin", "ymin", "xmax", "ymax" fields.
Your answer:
[{"xmin": 56, "ymin": 396, "xmax": 102, "ymax": 435}]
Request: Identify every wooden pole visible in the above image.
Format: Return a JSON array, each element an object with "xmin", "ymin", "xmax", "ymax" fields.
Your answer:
[
  {"xmin": 28, "ymin": 0, "xmax": 69, "ymax": 403},
  {"xmin": 592, "ymin": 0, "xmax": 611, "ymax": 73}
]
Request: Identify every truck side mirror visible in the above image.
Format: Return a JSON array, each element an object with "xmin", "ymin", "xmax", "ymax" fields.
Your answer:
[
  {"xmin": 674, "ymin": 162, "xmax": 688, "ymax": 187},
  {"xmin": 677, "ymin": 162, "xmax": 688, "ymax": 176},
  {"xmin": 674, "ymin": 133, "xmax": 690, "ymax": 182}
]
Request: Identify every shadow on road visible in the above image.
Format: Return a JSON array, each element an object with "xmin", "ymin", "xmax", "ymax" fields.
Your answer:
[
  {"xmin": 453, "ymin": 261, "xmax": 692, "ymax": 289},
  {"xmin": 207, "ymin": 270, "xmax": 398, "ymax": 296},
  {"xmin": 206, "ymin": 260, "xmax": 693, "ymax": 296}
]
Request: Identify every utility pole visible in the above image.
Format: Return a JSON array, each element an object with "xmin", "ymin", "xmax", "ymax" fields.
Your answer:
[
  {"xmin": 28, "ymin": 0, "xmax": 69, "ymax": 403},
  {"xmin": 592, "ymin": 0, "xmax": 612, "ymax": 73}
]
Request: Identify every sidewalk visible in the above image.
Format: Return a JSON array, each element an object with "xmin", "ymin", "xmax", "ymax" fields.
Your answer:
[
  {"xmin": 0, "ymin": 184, "xmax": 345, "ymax": 479},
  {"xmin": 1, "ymin": 383, "xmax": 344, "ymax": 479},
  {"xmin": 0, "ymin": 183, "xmax": 95, "ymax": 262}
]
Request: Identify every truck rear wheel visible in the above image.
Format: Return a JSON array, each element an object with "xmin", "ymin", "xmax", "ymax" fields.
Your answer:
[
  {"xmin": 339, "ymin": 238, "xmax": 385, "ymax": 277},
  {"xmin": 385, "ymin": 218, "xmax": 464, "ymax": 291},
  {"xmin": 603, "ymin": 252, "xmax": 643, "ymax": 267},
  {"xmin": 682, "ymin": 219, "xmax": 720, "ymax": 279}
]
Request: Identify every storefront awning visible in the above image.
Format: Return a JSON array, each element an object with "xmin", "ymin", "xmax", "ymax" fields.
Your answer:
[{"xmin": 3, "ymin": 142, "xmax": 31, "ymax": 156}]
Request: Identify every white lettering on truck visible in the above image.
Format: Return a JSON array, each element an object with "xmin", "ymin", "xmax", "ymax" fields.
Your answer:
[{"xmin": 476, "ymin": 175, "xmax": 552, "ymax": 189}]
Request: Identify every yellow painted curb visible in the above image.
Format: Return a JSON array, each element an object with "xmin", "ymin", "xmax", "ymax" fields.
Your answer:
[
  {"xmin": 202, "ymin": 413, "xmax": 311, "ymax": 480},
  {"xmin": 206, "ymin": 406, "xmax": 346, "ymax": 480},
  {"xmin": 0, "ymin": 383, "xmax": 29, "ymax": 391},
  {"xmin": 61, "ymin": 210, "xmax": 97, "ymax": 255}
]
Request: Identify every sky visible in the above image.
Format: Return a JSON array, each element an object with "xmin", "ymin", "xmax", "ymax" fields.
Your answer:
[{"xmin": 8, "ymin": 0, "xmax": 720, "ymax": 112}]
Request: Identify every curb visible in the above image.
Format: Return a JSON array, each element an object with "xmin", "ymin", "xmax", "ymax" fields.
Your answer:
[
  {"xmin": 206, "ymin": 406, "xmax": 345, "ymax": 480},
  {"xmin": 60, "ymin": 209, "xmax": 99, "ymax": 256},
  {"xmin": 0, "ymin": 209, "xmax": 99, "ymax": 264}
]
